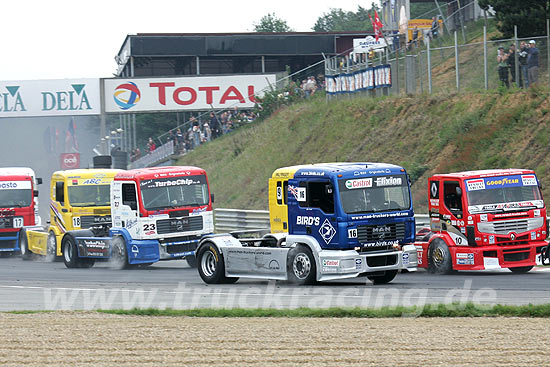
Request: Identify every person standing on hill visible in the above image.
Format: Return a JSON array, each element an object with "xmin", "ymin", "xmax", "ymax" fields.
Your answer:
[
  {"xmin": 507, "ymin": 44, "xmax": 516, "ymax": 85},
  {"xmin": 527, "ymin": 40, "xmax": 539, "ymax": 87},
  {"xmin": 518, "ymin": 41, "xmax": 529, "ymax": 88},
  {"xmin": 497, "ymin": 46, "xmax": 510, "ymax": 88}
]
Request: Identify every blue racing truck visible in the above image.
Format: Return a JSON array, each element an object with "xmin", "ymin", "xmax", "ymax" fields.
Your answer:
[{"xmin": 196, "ymin": 163, "xmax": 418, "ymax": 285}]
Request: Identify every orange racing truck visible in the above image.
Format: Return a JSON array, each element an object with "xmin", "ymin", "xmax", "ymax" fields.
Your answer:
[{"xmin": 415, "ymin": 169, "xmax": 548, "ymax": 273}]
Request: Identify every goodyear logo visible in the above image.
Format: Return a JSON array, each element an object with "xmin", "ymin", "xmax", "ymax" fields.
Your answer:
[{"xmin": 486, "ymin": 177, "xmax": 519, "ymax": 186}]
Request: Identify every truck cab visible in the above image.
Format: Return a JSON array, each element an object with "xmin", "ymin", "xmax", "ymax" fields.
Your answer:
[
  {"xmin": 197, "ymin": 163, "xmax": 418, "ymax": 285},
  {"xmin": 0, "ymin": 168, "xmax": 42, "ymax": 254},
  {"xmin": 25, "ymin": 169, "xmax": 119, "ymax": 260},
  {"xmin": 416, "ymin": 169, "xmax": 547, "ymax": 273}
]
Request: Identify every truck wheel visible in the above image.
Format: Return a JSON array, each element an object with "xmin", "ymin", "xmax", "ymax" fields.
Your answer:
[
  {"xmin": 509, "ymin": 266, "xmax": 533, "ymax": 274},
  {"xmin": 110, "ymin": 236, "xmax": 130, "ymax": 270},
  {"xmin": 62, "ymin": 235, "xmax": 80, "ymax": 269},
  {"xmin": 287, "ymin": 245, "xmax": 316, "ymax": 285},
  {"xmin": 197, "ymin": 244, "xmax": 227, "ymax": 284},
  {"xmin": 20, "ymin": 229, "xmax": 32, "ymax": 261},
  {"xmin": 428, "ymin": 239, "xmax": 453, "ymax": 274},
  {"xmin": 367, "ymin": 270, "xmax": 399, "ymax": 285},
  {"xmin": 185, "ymin": 255, "xmax": 198, "ymax": 268},
  {"xmin": 46, "ymin": 231, "xmax": 59, "ymax": 262}
]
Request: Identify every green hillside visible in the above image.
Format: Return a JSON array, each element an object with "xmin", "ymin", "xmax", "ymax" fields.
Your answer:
[{"xmin": 176, "ymin": 88, "xmax": 550, "ymax": 212}]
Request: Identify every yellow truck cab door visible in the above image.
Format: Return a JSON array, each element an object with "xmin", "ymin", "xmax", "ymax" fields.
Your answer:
[{"xmin": 269, "ymin": 178, "xmax": 289, "ymax": 233}]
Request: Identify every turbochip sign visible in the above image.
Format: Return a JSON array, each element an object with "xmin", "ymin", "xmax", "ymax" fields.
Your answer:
[
  {"xmin": 0, "ymin": 79, "xmax": 100, "ymax": 117},
  {"xmin": 104, "ymin": 74, "xmax": 277, "ymax": 113}
]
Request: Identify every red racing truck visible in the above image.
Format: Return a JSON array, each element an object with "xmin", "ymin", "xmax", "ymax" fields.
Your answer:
[
  {"xmin": 416, "ymin": 169, "xmax": 547, "ymax": 273},
  {"xmin": 0, "ymin": 167, "xmax": 42, "ymax": 255}
]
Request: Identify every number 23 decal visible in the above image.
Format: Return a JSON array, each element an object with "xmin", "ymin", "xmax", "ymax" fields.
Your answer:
[{"xmin": 143, "ymin": 224, "xmax": 156, "ymax": 231}]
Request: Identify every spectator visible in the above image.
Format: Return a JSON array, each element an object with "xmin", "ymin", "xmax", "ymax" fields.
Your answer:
[
  {"xmin": 175, "ymin": 128, "xmax": 184, "ymax": 154},
  {"xmin": 518, "ymin": 41, "xmax": 529, "ymax": 88},
  {"xmin": 192, "ymin": 125, "xmax": 201, "ymax": 148},
  {"xmin": 497, "ymin": 46, "xmax": 509, "ymax": 88},
  {"xmin": 508, "ymin": 44, "xmax": 516, "ymax": 85},
  {"xmin": 209, "ymin": 112, "xmax": 222, "ymax": 139},
  {"xmin": 412, "ymin": 26, "xmax": 419, "ymax": 47},
  {"xmin": 301, "ymin": 79, "xmax": 308, "ymax": 97},
  {"xmin": 430, "ymin": 16, "xmax": 439, "ymax": 39},
  {"xmin": 527, "ymin": 40, "xmax": 539, "ymax": 87},
  {"xmin": 202, "ymin": 122, "xmax": 211, "ymax": 142},
  {"xmin": 147, "ymin": 137, "xmax": 156, "ymax": 153}
]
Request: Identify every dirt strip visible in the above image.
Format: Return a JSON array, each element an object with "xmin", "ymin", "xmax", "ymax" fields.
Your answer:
[{"xmin": 0, "ymin": 313, "xmax": 549, "ymax": 366}]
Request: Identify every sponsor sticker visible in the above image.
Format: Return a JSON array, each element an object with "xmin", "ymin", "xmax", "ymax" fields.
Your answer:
[
  {"xmin": 402, "ymin": 252, "xmax": 409, "ymax": 265},
  {"xmin": 466, "ymin": 179, "xmax": 485, "ymax": 191},
  {"xmin": 345, "ymin": 178, "xmax": 372, "ymax": 189},
  {"xmin": 296, "ymin": 216, "xmax": 320, "ymax": 226},
  {"xmin": 521, "ymin": 174, "xmax": 537, "ymax": 186},
  {"xmin": 374, "ymin": 176, "xmax": 402, "ymax": 187},
  {"xmin": 322, "ymin": 259, "xmax": 340, "ymax": 267},
  {"xmin": 319, "ymin": 218, "xmax": 337, "ymax": 244},
  {"xmin": 0, "ymin": 181, "xmax": 31, "ymax": 190}
]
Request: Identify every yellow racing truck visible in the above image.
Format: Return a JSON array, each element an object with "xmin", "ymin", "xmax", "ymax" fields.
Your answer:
[{"xmin": 22, "ymin": 168, "xmax": 119, "ymax": 261}]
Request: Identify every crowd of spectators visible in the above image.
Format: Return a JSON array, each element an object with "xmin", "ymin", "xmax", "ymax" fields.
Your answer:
[
  {"xmin": 497, "ymin": 40, "xmax": 539, "ymax": 89},
  {"xmin": 130, "ymin": 108, "xmax": 259, "ymax": 161}
]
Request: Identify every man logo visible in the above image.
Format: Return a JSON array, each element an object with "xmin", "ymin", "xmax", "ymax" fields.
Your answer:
[{"xmin": 114, "ymin": 82, "xmax": 141, "ymax": 110}]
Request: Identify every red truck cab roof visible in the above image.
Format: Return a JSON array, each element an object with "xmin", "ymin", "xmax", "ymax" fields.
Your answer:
[
  {"xmin": 114, "ymin": 166, "xmax": 207, "ymax": 181},
  {"xmin": 431, "ymin": 169, "xmax": 536, "ymax": 180}
]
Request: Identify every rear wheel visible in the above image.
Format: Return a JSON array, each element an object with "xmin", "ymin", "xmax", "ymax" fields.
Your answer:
[
  {"xmin": 110, "ymin": 236, "xmax": 130, "ymax": 270},
  {"xmin": 367, "ymin": 270, "xmax": 399, "ymax": 285},
  {"xmin": 509, "ymin": 266, "xmax": 533, "ymax": 274},
  {"xmin": 287, "ymin": 245, "xmax": 316, "ymax": 285},
  {"xmin": 20, "ymin": 229, "xmax": 32, "ymax": 261},
  {"xmin": 428, "ymin": 239, "xmax": 453, "ymax": 274},
  {"xmin": 197, "ymin": 244, "xmax": 227, "ymax": 284}
]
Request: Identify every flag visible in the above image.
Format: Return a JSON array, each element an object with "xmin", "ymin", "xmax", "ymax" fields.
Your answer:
[
  {"xmin": 369, "ymin": 11, "xmax": 384, "ymax": 41},
  {"xmin": 66, "ymin": 118, "xmax": 79, "ymax": 152}
]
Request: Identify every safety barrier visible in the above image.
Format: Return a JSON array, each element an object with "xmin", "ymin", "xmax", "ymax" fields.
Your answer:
[
  {"xmin": 129, "ymin": 141, "xmax": 175, "ymax": 169},
  {"xmin": 214, "ymin": 209, "xmax": 430, "ymax": 233}
]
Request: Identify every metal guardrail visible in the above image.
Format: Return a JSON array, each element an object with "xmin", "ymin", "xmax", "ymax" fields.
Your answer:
[
  {"xmin": 215, "ymin": 209, "xmax": 431, "ymax": 233},
  {"xmin": 129, "ymin": 141, "xmax": 175, "ymax": 169}
]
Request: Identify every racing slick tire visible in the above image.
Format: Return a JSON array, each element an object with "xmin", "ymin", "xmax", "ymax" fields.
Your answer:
[
  {"xmin": 20, "ymin": 229, "xmax": 32, "ymax": 261},
  {"xmin": 287, "ymin": 245, "xmax": 317, "ymax": 285},
  {"xmin": 46, "ymin": 231, "xmax": 61, "ymax": 262},
  {"xmin": 62, "ymin": 234, "xmax": 95, "ymax": 268},
  {"xmin": 428, "ymin": 239, "xmax": 454, "ymax": 274},
  {"xmin": 367, "ymin": 269, "xmax": 399, "ymax": 285},
  {"xmin": 197, "ymin": 244, "xmax": 230, "ymax": 284},
  {"xmin": 110, "ymin": 236, "xmax": 130, "ymax": 270},
  {"xmin": 185, "ymin": 255, "xmax": 198, "ymax": 268},
  {"xmin": 509, "ymin": 266, "xmax": 533, "ymax": 274}
]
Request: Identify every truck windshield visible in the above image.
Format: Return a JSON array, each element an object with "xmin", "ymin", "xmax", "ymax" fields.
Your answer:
[
  {"xmin": 0, "ymin": 185, "xmax": 32, "ymax": 208},
  {"xmin": 68, "ymin": 185, "xmax": 111, "ymax": 207},
  {"xmin": 338, "ymin": 175, "xmax": 411, "ymax": 214},
  {"xmin": 466, "ymin": 175, "xmax": 543, "ymax": 213},
  {"xmin": 140, "ymin": 175, "xmax": 209, "ymax": 211}
]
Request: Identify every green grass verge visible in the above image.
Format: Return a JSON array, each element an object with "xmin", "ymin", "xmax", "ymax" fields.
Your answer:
[{"xmin": 97, "ymin": 303, "xmax": 550, "ymax": 318}]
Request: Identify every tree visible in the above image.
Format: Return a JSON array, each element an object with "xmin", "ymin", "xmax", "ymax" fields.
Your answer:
[
  {"xmin": 313, "ymin": 6, "xmax": 374, "ymax": 32},
  {"xmin": 253, "ymin": 13, "xmax": 293, "ymax": 32},
  {"xmin": 478, "ymin": 0, "xmax": 550, "ymax": 38}
]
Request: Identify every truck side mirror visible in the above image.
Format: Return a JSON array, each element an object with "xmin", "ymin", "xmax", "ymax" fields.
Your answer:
[
  {"xmin": 211, "ymin": 193, "xmax": 215, "ymax": 203},
  {"xmin": 36, "ymin": 178, "xmax": 43, "ymax": 185},
  {"xmin": 33, "ymin": 190, "xmax": 39, "ymax": 198},
  {"xmin": 456, "ymin": 187, "xmax": 462, "ymax": 196}
]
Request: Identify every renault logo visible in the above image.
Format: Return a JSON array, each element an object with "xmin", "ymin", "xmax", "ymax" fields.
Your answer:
[{"xmin": 510, "ymin": 233, "xmax": 516, "ymax": 240}]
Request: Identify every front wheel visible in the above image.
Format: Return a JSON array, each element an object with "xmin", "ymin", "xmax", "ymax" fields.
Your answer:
[
  {"xmin": 197, "ymin": 244, "xmax": 227, "ymax": 284},
  {"xmin": 287, "ymin": 245, "xmax": 316, "ymax": 285},
  {"xmin": 367, "ymin": 270, "xmax": 398, "ymax": 285},
  {"xmin": 46, "ymin": 231, "xmax": 59, "ymax": 262},
  {"xmin": 110, "ymin": 236, "xmax": 130, "ymax": 270},
  {"xmin": 509, "ymin": 266, "xmax": 533, "ymax": 274},
  {"xmin": 20, "ymin": 229, "xmax": 32, "ymax": 261},
  {"xmin": 428, "ymin": 239, "xmax": 453, "ymax": 274}
]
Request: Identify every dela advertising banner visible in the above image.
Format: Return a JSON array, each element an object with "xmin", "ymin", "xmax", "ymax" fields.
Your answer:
[{"xmin": 0, "ymin": 79, "xmax": 101, "ymax": 117}]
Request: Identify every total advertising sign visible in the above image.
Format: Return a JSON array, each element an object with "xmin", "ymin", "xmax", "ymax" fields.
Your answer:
[
  {"xmin": 104, "ymin": 74, "xmax": 277, "ymax": 113},
  {"xmin": 0, "ymin": 79, "xmax": 100, "ymax": 117},
  {"xmin": 60, "ymin": 153, "xmax": 80, "ymax": 169}
]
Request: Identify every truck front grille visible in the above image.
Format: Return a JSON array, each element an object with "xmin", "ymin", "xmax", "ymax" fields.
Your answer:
[
  {"xmin": 156, "ymin": 216, "xmax": 203, "ymax": 235},
  {"xmin": 357, "ymin": 222, "xmax": 405, "ymax": 244},
  {"xmin": 478, "ymin": 217, "xmax": 543, "ymax": 235},
  {"xmin": 0, "ymin": 218, "xmax": 13, "ymax": 229},
  {"xmin": 165, "ymin": 242, "xmax": 197, "ymax": 255},
  {"xmin": 80, "ymin": 215, "xmax": 112, "ymax": 228}
]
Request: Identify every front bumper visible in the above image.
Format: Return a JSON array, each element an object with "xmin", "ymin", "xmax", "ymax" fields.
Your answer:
[
  {"xmin": 450, "ymin": 241, "xmax": 546, "ymax": 270},
  {"xmin": 317, "ymin": 244, "xmax": 418, "ymax": 281},
  {"xmin": 0, "ymin": 231, "xmax": 20, "ymax": 252}
]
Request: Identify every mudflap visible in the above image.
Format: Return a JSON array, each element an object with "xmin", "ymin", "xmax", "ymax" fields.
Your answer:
[
  {"xmin": 75, "ymin": 237, "xmax": 111, "ymax": 259},
  {"xmin": 541, "ymin": 245, "xmax": 550, "ymax": 266}
]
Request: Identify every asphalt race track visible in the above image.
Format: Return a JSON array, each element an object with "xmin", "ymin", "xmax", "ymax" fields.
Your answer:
[{"xmin": 1, "ymin": 256, "xmax": 550, "ymax": 311}]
